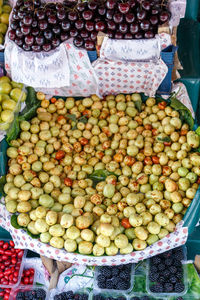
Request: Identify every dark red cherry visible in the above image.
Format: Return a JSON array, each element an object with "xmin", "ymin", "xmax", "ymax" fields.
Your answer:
[
  {"xmin": 137, "ymin": 10, "xmax": 147, "ymax": 20},
  {"xmin": 151, "ymin": 6, "xmax": 160, "ymax": 15},
  {"xmin": 135, "ymin": 31, "xmax": 143, "ymax": 39},
  {"xmin": 8, "ymin": 30, "xmax": 16, "ymax": 40},
  {"xmin": 39, "ymin": 20, "xmax": 48, "ymax": 30},
  {"xmin": 18, "ymin": 10, "xmax": 26, "ymax": 19},
  {"xmin": 140, "ymin": 20, "xmax": 150, "ymax": 31},
  {"xmin": 61, "ymin": 20, "xmax": 71, "ymax": 31},
  {"xmin": 31, "ymin": 28, "xmax": 39, "ymax": 36},
  {"xmin": 107, "ymin": 20, "xmax": 116, "ymax": 31},
  {"xmin": 32, "ymin": 20, "xmax": 38, "ymax": 28},
  {"xmin": 107, "ymin": 30, "xmax": 114, "ymax": 38},
  {"xmin": 118, "ymin": 2, "xmax": 130, "ymax": 14},
  {"xmin": 24, "ymin": 1, "xmax": 32, "ymax": 8},
  {"xmin": 52, "ymin": 26, "xmax": 61, "ymax": 35},
  {"xmin": 12, "ymin": 12, "xmax": 20, "ymax": 20},
  {"xmin": 77, "ymin": 2, "xmax": 87, "ymax": 12},
  {"xmin": 142, "ymin": 1, "xmax": 151, "ymax": 11},
  {"xmin": 23, "ymin": 15, "xmax": 33, "ymax": 26},
  {"xmin": 88, "ymin": 1, "xmax": 97, "ymax": 11},
  {"xmin": 42, "ymin": 43, "xmax": 52, "ymax": 52},
  {"xmin": 52, "ymin": 38, "xmax": 61, "ymax": 48},
  {"xmin": 73, "ymin": 36, "xmax": 84, "ymax": 47},
  {"xmin": 45, "ymin": 8, "xmax": 53, "ymax": 17},
  {"xmin": 57, "ymin": 9, "xmax": 66, "ymax": 21},
  {"xmin": 56, "ymin": 3, "xmax": 64, "ymax": 10},
  {"xmin": 80, "ymin": 30, "xmax": 89, "ymax": 38},
  {"xmin": 23, "ymin": 44, "xmax": 31, "ymax": 51},
  {"xmin": 124, "ymin": 32, "xmax": 133, "ymax": 39},
  {"xmin": 25, "ymin": 34, "xmax": 34, "ymax": 46},
  {"xmin": 95, "ymin": 21, "xmax": 106, "ymax": 32},
  {"xmin": 160, "ymin": 11, "xmax": 170, "ymax": 23},
  {"xmin": 68, "ymin": 11, "xmax": 78, "ymax": 21},
  {"xmin": 36, "ymin": 35, "xmax": 45, "ymax": 45},
  {"xmin": 21, "ymin": 25, "xmax": 31, "ymax": 35},
  {"xmin": 60, "ymin": 32, "xmax": 69, "ymax": 41},
  {"xmin": 36, "ymin": 9, "xmax": 45, "ymax": 20},
  {"xmin": 115, "ymin": 31, "xmax": 123, "ymax": 39},
  {"xmin": 15, "ymin": 37, "xmax": 23, "ymax": 46},
  {"xmin": 98, "ymin": 6, "xmax": 106, "ymax": 16},
  {"xmin": 90, "ymin": 31, "xmax": 98, "ymax": 41},
  {"xmin": 48, "ymin": 14, "xmax": 57, "ymax": 24},
  {"xmin": 75, "ymin": 19, "xmax": 84, "ymax": 30},
  {"xmin": 70, "ymin": 28, "xmax": 78, "ymax": 37},
  {"xmin": 113, "ymin": 13, "xmax": 123, "ymax": 24},
  {"xmin": 130, "ymin": 23, "xmax": 139, "ymax": 34},
  {"xmin": 150, "ymin": 15, "xmax": 159, "ymax": 25},
  {"xmin": 144, "ymin": 31, "xmax": 155, "ymax": 38},
  {"xmin": 106, "ymin": 0, "xmax": 116, "ymax": 10},
  {"xmin": 128, "ymin": 0, "xmax": 136, "ymax": 8},
  {"xmin": 125, "ymin": 13, "xmax": 135, "ymax": 23},
  {"xmin": 10, "ymin": 21, "xmax": 18, "ymax": 30},
  {"xmin": 119, "ymin": 23, "xmax": 128, "ymax": 34},
  {"xmin": 84, "ymin": 39, "xmax": 95, "ymax": 51},
  {"xmin": 82, "ymin": 10, "xmax": 93, "ymax": 21},
  {"xmin": 106, "ymin": 9, "xmax": 114, "ymax": 20},
  {"xmin": 85, "ymin": 21, "xmax": 94, "ymax": 32},
  {"xmin": 32, "ymin": 44, "xmax": 41, "ymax": 52},
  {"xmin": 16, "ymin": 28, "xmax": 23, "ymax": 38},
  {"xmin": 44, "ymin": 29, "xmax": 53, "ymax": 40}
]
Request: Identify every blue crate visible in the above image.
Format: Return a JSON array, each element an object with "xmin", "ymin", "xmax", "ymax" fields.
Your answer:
[
  {"xmin": 87, "ymin": 50, "xmax": 97, "ymax": 63},
  {"xmin": 157, "ymin": 45, "xmax": 178, "ymax": 95}
]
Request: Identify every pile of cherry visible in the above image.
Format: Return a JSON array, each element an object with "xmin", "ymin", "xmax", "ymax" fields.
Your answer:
[
  {"xmin": 0, "ymin": 240, "xmax": 24, "ymax": 300},
  {"xmin": 8, "ymin": 0, "xmax": 171, "ymax": 52}
]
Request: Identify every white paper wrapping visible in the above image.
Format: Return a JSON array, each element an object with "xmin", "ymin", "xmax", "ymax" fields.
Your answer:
[
  {"xmin": 5, "ymin": 39, "xmax": 99, "ymax": 97},
  {"xmin": 93, "ymin": 58, "xmax": 168, "ymax": 97},
  {"xmin": 100, "ymin": 36, "xmax": 161, "ymax": 62},
  {"xmin": 169, "ymin": 0, "xmax": 187, "ymax": 27},
  {"xmin": 0, "ymin": 203, "xmax": 188, "ymax": 266}
]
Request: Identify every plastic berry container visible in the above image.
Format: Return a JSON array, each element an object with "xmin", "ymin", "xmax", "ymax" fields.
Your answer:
[
  {"xmin": 129, "ymin": 261, "xmax": 147, "ymax": 298},
  {"xmin": 91, "ymin": 292, "xmax": 129, "ymax": 300},
  {"xmin": 0, "ymin": 239, "xmax": 27, "ymax": 289},
  {"xmin": 49, "ymin": 288, "xmax": 90, "ymax": 300},
  {"xmin": 20, "ymin": 265, "xmax": 35, "ymax": 286},
  {"xmin": 94, "ymin": 264, "xmax": 134, "ymax": 295},
  {"xmin": 9, "ymin": 285, "xmax": 48, "ymax": 300},
  {"xmin": 146, "ymin": 246, "xmax": 188, "ymax": 298}
]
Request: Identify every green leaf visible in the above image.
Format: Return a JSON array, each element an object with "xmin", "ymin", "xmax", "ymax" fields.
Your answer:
[
  {"xmin": 157, "ymin": 136, "xmax": 171, "ymax": 143},
  {"xmin": 134, "ymin": 99, "xmax": 142, "ymax": 112},
  {"xmin": 6, "ymin": 117, "xmax": 20, "ymax": 145},
  {"xmin": 89, "ymin": 169, "xmax": 118, "ymax": 187},
  {"xmin": 170, "ymin": 97, "xmax": 194, "ymax": 130},
  {"xmin": 11, "ymin": 214, "xmax": 22, "ymax": 229},
  {"xmin": 19, "ymin": 87, "xmax": 39, "ymax": 120},
  {"xmin": 26, "ymin": 229, "xmax": 40, "ymax": 239},
  {"xmin": 196, "ymin": 126, "xmax": 200, "ymax": 136},
  {"xmin": 78, "ymin": 116, "xmax": 88, "ymax": 124},
  {"xmin": 66, "ymin": 114, "xmax": 77, "ymax": 122},
  {"xmin": 155, "ymin": 95, "xmax": 170, "ymax": 104},
  {"xmin": 0, "ymin": 175, "xmax": 6, "ymax": 197}
]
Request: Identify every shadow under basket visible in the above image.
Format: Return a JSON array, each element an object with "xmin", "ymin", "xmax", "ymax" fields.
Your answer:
[
  {"xmin": 157, "ymin": 45, "xmax": 178, "ymax": 95},
  {"xmin": 87, "ymin": 50, "xmax": 97, "ymax": 63}
]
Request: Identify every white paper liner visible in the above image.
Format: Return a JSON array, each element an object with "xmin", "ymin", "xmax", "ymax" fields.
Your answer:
[
  {"xmin": 93, "ymin": 58, "xmax": 168, "ymax": 97},
  {"xmin": 0, "ymin": 203, "xmax": 188, "ymax": 266},
  {"xmin": 169, "ymin": 0, "xmax": 187, "ymax": 27}
]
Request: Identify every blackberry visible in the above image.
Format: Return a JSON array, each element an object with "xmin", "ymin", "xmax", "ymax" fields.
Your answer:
[
  {"xmin": 124, "ymin": 263, "xmax": 132, "ymax": 271},
  {"xmin": 116, "ymin": 281, "xmax": 129, "ymax": 290},
  {"xmin": 150, "ymin": 283, "xmax": 163, "ymax": 293},
  {"xmin": 174, "ymin": 282, "xmax": 185, "ymax": 293},
  {"xmin": 94, "ymin": 296, "xmax": 104, "ymax": 300},
  {"xmin": 54, "ymin": 296, "xmax": 61, "ymax": 300},
  {"xmin": 169, "ymin": 266, "xmax": 177, "ymax": 274},
  {"xmin": 106, "ymin": 279, "xmax": 114, "ymax": 289},
  {"xmin": 164, "ymin": 282, "xmax": 174, "ymax": 292},
  {"xmin": 74, "ymin": 295, "xmax": 80, "ymax": 300},
  {"xmin": 163, "ymin": 269, "xmax": 170, "ymax": 278},
  {"xmin": 163, "ymin": 250, "xmax": 173, "ymax": 258},
  {"xmin": 158, "ymin": 263, "xmax": 165, "ymax": 271},
  {"xmin": 149, "ymin": 271, "xmax": 159, "ymax": 282},
  {"xmin": 151, "ymin": 256, "xmax": 162, "ymax": 265},
  {"xmin": 112, "ymin": 277, "xmax": 119, "ymax": 286},
  {"xmin": 97, "ymin": 274, "xmax": 105, "ymax": 284},
  {"xmin": 66, "ymin": 290, "xmax": 74, "ymax": 299},
  {"xmin": 100, "ymin": 267, "xmax": 112, "ymax": 278},
  {"xmin": 36, "ymin": 288, "xmax": 46, "ymax": 299},
  {"xmin": 176, "ymin": 272, "xmax": 183, "ymax": 279},
  {"xmin": 16, "ymin": 294, "xmax": 24, "ymax": 300},
  {"xmin": 131, "ymin": 298, "xmax": 139, "ymax": 300},
  {"xmin": 119, "ymin": 270, "xmax": 129, "ymax": 279},
  {"xmin": 98, "ymin": 281, "xmax": 106, "ymax": 289},
  {"xmin": 111, "ymin": 268, "xmax": 119, "ymax": 276},
  {"xmin": 165, "ymin": 258, "xmax": 173, "ymax": 266},
  {"xmin": 80, "ymin": 294, "xmax": 88, "ymax": 300},
  {"xmin": 117, "ymin": 297, "xmax": 126, "ymax": 300},
  {"xmin": 159, "ymin": 276, "xmax": 165, "ymax": 283},
  {"xmin": 174, "ymin": 251, "xmax": 184, "ymax": 261},
  {"xmin": 150, "ymin": 265, "xmax": 158, "ymax": 273},
  {"xmin": 118, "ymin": 265, "xmax": 124, "ymax": 270},
  {"xmin": 169, "ymin": 275, "xmax": 178, "ymax": 284},
  {"xmin": 174, "ymin": 259, "xmax": 182, "ymax": 267}
]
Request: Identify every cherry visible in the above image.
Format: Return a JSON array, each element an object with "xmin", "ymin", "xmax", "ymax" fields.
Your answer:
[
  {"xmin": 85, "ymin": 21, "xmax": 94, "ymax": 32},
  {"xmin": 52, "ymin": 38, "xmax": 61, "ymax": 48},
  {"xmin": 60, "ymin": 32, "xmax": 69, "ymax": 41},
  {"xmin": 125, "ymin": 13, "xmax": 135, "ymax": 23},
  {"xmin": 160, "ymin": 11, "xmax": 170, "ymax": 23},
  {"xmin": 82, "ymin": 10, "xmax": 93, "ymax": 21},
  {"xmin": 73, "ymin": 36, "xmax": 84, "ymax": 47},
  {"xmin": 107, "ymin": 20, "xmax": 116, "ymax": 31},
  {"xmin": 12, "ymin": 12, "xmax": 20, "ymax": 20},
  {"xmin": 128, "ymin": 0, "xmax": 136, "ymax": 8},
  {"xmin": 23, "ymin": 15, "xmax": 33, "ymax": 26},
  {"xmin": 38, "ymin": 20, "xmax": 48, "ymax": 30},
  {"xmin": 44, "ymin": 29, "xmax": 53, "ymax": 40},
  {"xmin": 142, "ymin": 1, "xmax": 151, "ymax": 11},
  {"xmin": 77, "ymin": 2, "xmax": 87, "ymax": 12},
  {"xmin": 10, "ymin": 22, "xmax": 18, "ymax": 30},
  {"xmin": 144, "ymin": 30, "xmax": 155, "ymax": 38},
  {"xmin": 95, "ymin": 21, "xmax": 106, "ymax": 32},
  {"xmin": 75, "ymin": 19, "xmax": 85, "ymax": 30},
  {"xmin": 57, "ymin": 9, "xmax": 66, "ymax": 21},
  {"xmin": 107, "ymin": 30, "xmax": 114, "ymax": 38},
  {"xmin": 98, "ymin": 6, "xmax": 106, "ymax": 16},
  {"xmin": 36, "ymin": 9, "xmax": 45, "ymax": 20},
  {"xmin": 36, "ymin": 35, "xmax": 45, "ymax": 45},
  {"xmin": 84, "ymin": 39, "xmax": 95, "ymax": 50},
  {"xmin": 106, "ymin": 9, "xmax": 114, "ymax": 20},
  {"xmin": 118, "ymin": 3, "xmax": 130, "ymax": 14},
  {"xmin": 25, "ymin": 35, "xmax": 34, "ymax": 46},
  {"xmin": 31, "ymin": 28, "xmax": 39, "ymax": 36},
  {"xmin": 48, "ymin": 14, "xmax": 57, "ymax": 25},
  {"xmin": 135, "ymin": 31, "xmax": 143, "ymax": 39},
  {"xmin": 140, "ymin": 20, "xmax": 150, "ymax": 31},
  {"xmin": 137, "ymin": 10, "xmax": 147, "ymax": 20},
  {"xmin": 124, "ymin": 32, "xmax": 133, "ymax": 39},
  {"xmin": 24, "ymin": 0, "xmax": 32, "ymax": 8},
  {"xmin": 42, "ymin": 43, "xmax": 52, "ymax": 52},
  {"xmin": 90, "ymin": 31, "xmax": 98, "ymax": 41},
  {"xmin": 80, "ymin": 29, "xmax": 89, "ymax": 38},
  {"xmin": 113, "ymin": 13, "xmax": 123, "ymax": 24},
  {"xmin": 32, "ymin": 20, "xmax": 38, "ymax": 28},
  {"xmin": 151, "ymin": 6, "xmax": 160, "ymax": 15},
  {"xmin": 52, "ymin": 26, "xmax": 61, "ymax": 35},
  {"xmin": 88, "ymin": 1, "xmax": 97, "ymax": 11},
  {"xmin": 45, "ymin": 8, "xmax": 53, "ymax": 17},
  {"xmin": 106, "ymin": 0, "xmax": 116, "ymax": 10},
  {"xmin": 68, "ymin": 11, "xmax": 78, "ymax": 21},
  {"xmin": 115, "ymin": 31, "xmax": 123, "ymax": 39},
  {"xmin": 70, "ymin": 28, "xmax": 78, "ymax": 37},
  {"xmin": 8, "ymin": 30, "xmax": 16, "ymax": 40},
  {"xmin": 16, "ymin": 28, "xmax": 23, "ymax": 38},
  {"xmin": 130, "ymin": 23, "xmax": 139, "ymax": 34},
  {"xmin": 150, "ymin": 15, "xmax": 158, "ymax": 25},
  {"xmin": 119, "ymin": 23, "xmax": 128, "ymax": 34},
  {"xmin": 61, "ymin": 20, "xmax": 71, "ymax": 31},
  {"xmin": 21, "ymin": 25, "xmax": 31, "ymax": 35},
  {"xmin": 32, "ymin": 44, "xmax": 41, "ymax": 52},
  {"xmin": 18, "ymin": 10, "xmax": 26, "ymax": 19},
  {"xmin": 55, "ymin": 3, "xmax": 63, "ymax": 10}
]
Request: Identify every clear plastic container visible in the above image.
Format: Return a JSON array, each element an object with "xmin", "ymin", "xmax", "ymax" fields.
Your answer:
[
  {"xmin": 91, "ymin": 291, "xmax": 128, "ymax": 300},
  {"xmin": 94, "ymin": 264, "xmax": 134, "ymax": 294},
  {"xmin": 19, "ymin": 262, "xmax": 36, "ymax": 286},
  {"xmin": 49, "ymin": 288, "xmax": 91, "ymax": 300},
  {"xmin": 0, "ymin": 239, "xmax": 27, "ymax": 289},
  {"xmin": 9, "ymin": 285, "xmax": 48, "ymax": 300},
  {"xmin": 146, "ymin": 246, "xmax": 188, "ymax": 298},
  {"xmin": 130, "ymin": 261, "xmax": 147, "ymax": 297}
]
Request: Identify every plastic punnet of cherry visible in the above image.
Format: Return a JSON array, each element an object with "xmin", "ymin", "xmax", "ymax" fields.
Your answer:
[{"xmin": 8, "ymin": 0, "xmax": 171, "ymax": 52}]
